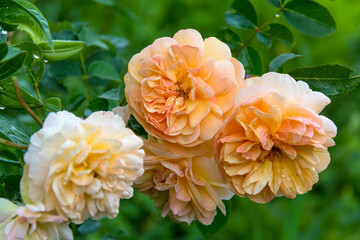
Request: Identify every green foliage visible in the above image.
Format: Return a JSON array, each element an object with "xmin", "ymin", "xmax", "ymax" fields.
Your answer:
[
  {"xmin": 257, "ymin": 23, "xmax": 293, "ymax": 48},
  {"xmin": 44, "ymin": 97, "xmax": 61, "ymax": 112},
  {"xmin": 239, "ymin": 46, "xmax": 263, "ymax": 75},
  {"xmin": 289, "ymin": 64, "xmax": 360, "ymax": 97},
  {"xmin": 283, "ymin": 0, "xmax": 336, "ymax": 37},
  {"xmin": 0, "ymin": 43, "xmax": 27, "ymax": 81},
  {"xmin": 0, "ymin": 81, "xmax": 43, "ymax": 109},
  {"xmin": 269, "ymin": 53, "xmax": 302, "ymax": 72},
  {"xmin": 0, "ymin": 26, "xmax": 7, "ymax": 42},
  {"xmin": 0, "ymin": 115, "xmax": 29, "ymax": 144},
  {"xmin": 266, "ymin": 0, "xmax": 283, "ymax": 8},
  {"xmin": 225, "ymin": 0, "xmax": 257, "ymax": 30},
  {"xmin": 88, "ymin": 60, "xmax": 120, "ymax": 82},
  {"xmin": 196, "ymin": 201, "xmax": 231, "ymax": 238},
  {"xmin": 0, "ymin": 150, "xmax": 21, "ymax": 167},
  {"xmin": 39, "ymin": 40, "xmax": 85, "ymax": 61},
  {"xmin": 0, "ymin": 0, "xmax": 53, "ymax": 47}
]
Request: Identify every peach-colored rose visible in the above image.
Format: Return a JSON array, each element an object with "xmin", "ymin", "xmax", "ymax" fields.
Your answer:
[
  {"xmin": 135, "ymin": 137, "xmax": 233, "ymax": 225},
  {"xmin": 215, "ymin": 72, "xmax": 337, "ymax": 203},
  {"xmin": 22, "ymin": 111, "xmax": 144, "ymax": 223},
  {"xmin": 0, "ymin": 199, "xmax": 72, "ymax": 240},
  {"xmin": 125, "ymin": 29, "xmax": 245, "ymax": 147}
]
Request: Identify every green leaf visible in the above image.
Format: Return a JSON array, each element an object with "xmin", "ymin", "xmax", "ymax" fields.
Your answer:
[
  {"xmin": 225, "ymin": 0, "xmax": 257, "ymax": 30},
  {"xmin": 39, "ymin": 40, "xmax": 85, "ymax": 61},
  {"xmin": 93, "ymin": 0, "xmax": 116, "ymax": 6},
  {"xmin": 239, "ymin": 46, "xmax": 263, "ymax": 75},
  {"xmin": 69, "ymin": 94, "xmax": 86, "ymax": 112},
  {"xmin": 44, "ymin": 97, "xmax": 61, "ymax": 112},
  {"xmin": 257, "ymin": 23, "xmax": 293, "ymax": 48},
  {"xmin": 47, "ymin": 60, "xmax": 82, "ymax": 79},
  {"xmin": 0, "ymin": 26, "xmax": 7, "ymax": 42},
  {"xmin": 288, "ymin": 64, "xmax": 360, "ymax": 97},
  {"xmin": 216, "ymin": 28, "xmax": 241, "ymax": 52},
  {"xmin": 99, "ymin": 87, "xmax": 121, "ymax": 101},
  {"xmin": 100, "ymin": 35, "xmax": 128, "ymax": 54},
  {"xmin": 77, "ymin": 219, "xmax": 101, "ymax": 235},
  {"xmin": 79, "ymin": 26, "xmax": 108, "ymax": 50},
  {"xmin": 88, "ymin": 60, "xmax": 119, "ymax": 82},
  {"xmin": 0, "ymin": 81, "xmax": 43, "ymax": 109},
  {"xmin": 266, "ymin": 0, "xmax": 283, "ymax": 8},
  {"xmin": 269, "ymin": 53, "xmax": 302, "ymax": 71},
  {"xmin": 283, "ymin": 0, "xmax": 336, "ymax": 37},
  {"xmin": 196, "ymin": 201, "xmax": 231, "ymax": 238},
  {"xmin": 0, "ymin": 42, "xmax": 7, "ymax": 59},
  {"xmin": 87, "ymin": 98, "xmax": 109, "ymax": 112},
  {"xmin": 0, "ymin": 43, "xmax": 27, "ymax": 81},
  {"xmin": 0, "ymin": 151, "xmax": 21, "ymax": 168},
  {"xmin": 15, "ymin": 42, "xmax": 45, "ymax": 85},
  {"xmin": 0, "ymin": 174, "xmax": 22, "ymax": 201},
  {"xmin": 0, "ymin": 115, "xmax": 29, "ymax": 144},
  {"xmin": 0, "ymin": 0, "xmax": 53, "ymax": 48},
  {"xmin": 127, "ymin": 115, "xmax": 147, "ymax": 139}
]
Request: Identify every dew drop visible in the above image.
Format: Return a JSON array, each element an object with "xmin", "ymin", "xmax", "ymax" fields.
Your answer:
[
  {"xmin": 1, "ymin": 30, "xmax": 7, "ymax": 35},
  {"xmin": 0, "ymin": 106, "xmax": 5, "ymax": 110},
  {"xmin": 33, "ymin": 54, "xmax": 40, "ymax": 60},
  {"xmin": 44, "ymin": 60, "xmax": 48, "ymax": 63},
  {"xmin": 275, "ymin": 14, "xmax": 280, "ymax": 18}
]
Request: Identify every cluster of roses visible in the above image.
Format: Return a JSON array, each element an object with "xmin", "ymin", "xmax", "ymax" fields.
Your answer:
[{"xmin": 0, "ymin": 29, "xmax": 336, "ymax": 239}]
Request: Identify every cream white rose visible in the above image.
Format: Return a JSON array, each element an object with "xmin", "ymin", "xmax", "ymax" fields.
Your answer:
[{"xmin": 22, "ymin": 111, "xmax": 144, "ymax": 223}]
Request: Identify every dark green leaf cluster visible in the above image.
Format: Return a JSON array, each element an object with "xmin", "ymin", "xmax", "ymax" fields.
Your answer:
[{"xmin": 220, "ymin": 0, "xmax": 359, "ymax": 98}]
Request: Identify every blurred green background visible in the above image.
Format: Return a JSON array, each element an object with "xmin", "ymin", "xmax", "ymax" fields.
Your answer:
[{"xmin": 20, "ymin": 0, "xmax": 360, "ymax": 239}]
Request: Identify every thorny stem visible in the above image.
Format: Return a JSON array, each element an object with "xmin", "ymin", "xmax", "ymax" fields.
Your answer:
[
  {"xmin": 12, "ymin": 77, "xmax": 43, "ymax": 127},
  {"xmin": 234, "ymin": 7, "xmax": 284, "ymax": 57},
  {"xmin": 80, "ymin": 51, "xmax": 91, "ymax": 102},
  {"xmin": 0, "ymin": 137, "xmax": 28, "ymax": 150}
]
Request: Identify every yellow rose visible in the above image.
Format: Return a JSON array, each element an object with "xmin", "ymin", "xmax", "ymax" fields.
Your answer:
[
  {"xmin": 135, "ymin": 137, "xmax": 233, "ymax": 225},
  {"xmin": 22, "ymin": 111, "xmax": 144, "ymax": 223},
  {"xmin": 215, "ymin": 73, "xmax": 337, "ymax": 203},
  {"xmin": 125, "ymin": 29, "xmax": 245, "ymax": 147}
]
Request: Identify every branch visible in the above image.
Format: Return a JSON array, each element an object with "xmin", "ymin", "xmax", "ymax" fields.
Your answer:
[
  {"xmin": 0, "ymin": 137, "xmax": 28, "ymax": 150},
  {"xmin": 12, "ymin": 77, "xmax": 43, "ymax": 127},
  {"xmin": 234, "ymin": 7, "xmax": 284, "ymax": 56}
]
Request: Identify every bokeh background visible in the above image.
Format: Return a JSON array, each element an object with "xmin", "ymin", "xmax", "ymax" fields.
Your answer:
[{"xmin": 24, "ymin": 0, "xmax": 360, "ymax": 239}]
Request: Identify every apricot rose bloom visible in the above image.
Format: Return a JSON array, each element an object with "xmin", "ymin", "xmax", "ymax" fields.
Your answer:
[
  {"xmin": 0, "ymin": 199, "xmax": 72, "ymax": 240},
  {"xmin": 135, "ymin": 137, "xmax": 234, "ymax": 225},
  {"xmin": 215, "ymin": 73, "xmax": 337, "ymax": 203},
  {"xmin": 22, "ymin": 111, "xmax": 144, "ymax": 223},
  {"xmin": 125, "ymin": 29, "xmax": 245, "ymax": 147}
]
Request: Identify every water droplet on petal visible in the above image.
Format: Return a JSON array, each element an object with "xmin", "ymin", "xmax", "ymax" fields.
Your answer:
[
  {"xmin": 275, "ymin": 14, "xmax": 280, "ymax": 18},
  {"xmin": 286, "ymin": 177, "xmax": 291, "ymax": 181},
  {"xmin": 281, "ymin": 174, "xmax": 285, "ymax": 178}
]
